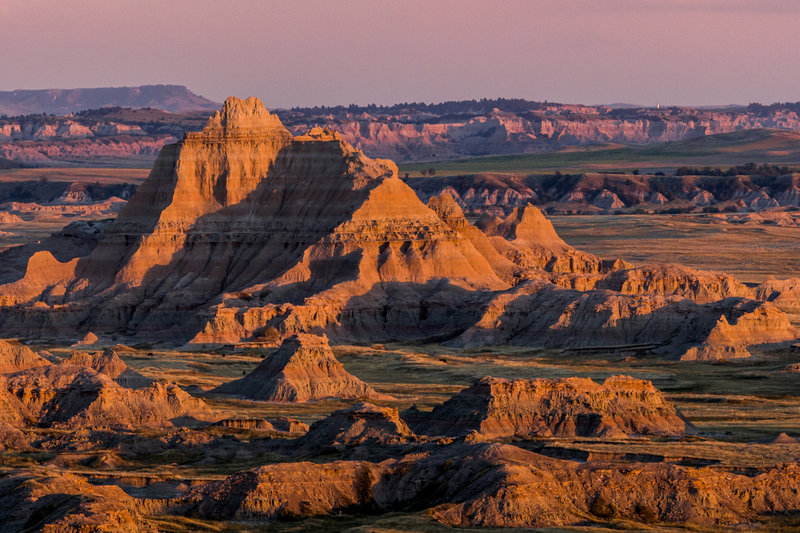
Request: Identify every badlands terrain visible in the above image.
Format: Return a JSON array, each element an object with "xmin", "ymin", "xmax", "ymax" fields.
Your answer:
[
  {"xmin": 3, "ymin": 87, "xmax": 800, "ymax": 166},
  {"xmin": 0, "ymin": 97, "xmax": 799, "ymax": 531}
]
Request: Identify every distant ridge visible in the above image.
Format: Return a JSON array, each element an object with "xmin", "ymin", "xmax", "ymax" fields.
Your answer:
[{"xmin": 0, "ymin": 85, "xmax": 221, "ymax": 116}]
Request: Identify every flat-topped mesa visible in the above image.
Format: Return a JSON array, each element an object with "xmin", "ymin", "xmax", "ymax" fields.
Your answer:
[
  {"xmin": 407, "ymin": 375, "xmax": 689, "ymax": 439},
  {"xmin": 212, "ymin": 334, "xmax": 388, "ymax": 402}
]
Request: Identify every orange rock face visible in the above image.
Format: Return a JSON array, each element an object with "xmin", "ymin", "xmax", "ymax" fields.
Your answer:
[
  {"xmin": 212, "ymin": 334, "xmax": 386, "ymax": 402},
  {"xmin": 4, "ymin": 363, "xmax": 216, "ymax": 429},
  {"xmin": 451, "ymin": 282, "xmax": 797, "ymax": 359},
  {"xmin": 0, "ymin": 470, "xmax": 155, "ymax": 532},
  {"xmin": 0, "ymin": 338, "xmax": 50, "ymax": 374},
  {"xmin": 65, "ymin": 348, "xmax": 152, "ymax": 388},
  {"xmin": 185, "ymin": 442, "xmax": 800, "ymax": 529},
  {"xmin": 0, "ymin": 96, "xmax": 794, "ymax": 360},
  {"xmin": 406, "ymin": 375, "xmax": 689, "ymax": 439},
  {"xmin": 295, "ymin": 401, "xmax": 415, "ymax": 453}
]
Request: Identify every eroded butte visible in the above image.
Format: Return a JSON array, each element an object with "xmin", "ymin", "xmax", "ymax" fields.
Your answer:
[{"xmin": 0, "ymin": 97, "xmax": 798, "ymax": 531}]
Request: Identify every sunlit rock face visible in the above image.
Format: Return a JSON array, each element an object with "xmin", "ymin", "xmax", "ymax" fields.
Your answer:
[
  {"xmin": 212, "ymin": 333, "xmax": 387, "ymax": 402},
  {"xmin": 0, "ymin": 97, "xmax": 795, "ymax": 360},
  {"xmin": 405, "ymin": 375, "xmax": 690, "ymax": 439}
]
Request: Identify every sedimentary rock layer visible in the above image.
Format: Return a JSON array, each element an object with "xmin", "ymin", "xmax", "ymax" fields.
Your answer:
[
  {"xmin": 406, "ymin": 375, "xmax": 689, "ymax": 439},
  {"xmin": 212, "ymin": 334, "xmax": 384, "ymax": 402}
]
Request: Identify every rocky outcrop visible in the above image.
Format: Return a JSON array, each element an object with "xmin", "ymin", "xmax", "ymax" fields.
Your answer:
[
  {"xmin": 0, "ymin": 338, "xmax": 50, "ymax": 374},
  {"xmin": 452, "ymin": 282, "xmax": 797, "ymax": 359},
  {"xmin": 0, "ymin": 470, "xmax": 156, "ymax": 532},
  {"xmin": 756, "ymin": 276, "xmax": 800, "ymax": 312},
  {"xmin": 212, "ymin": 334, "xmax": 385, "ymax": 402},
  {"xmin": 493, "ymin": 203, "xmax": 568, "ymax": 249},
  {"xmin": 65, "ymin": 348, "xmax": 152, "ymax": 388},
  {"xmin": 75, "ymin": 331, "xmax": 100, "ymax": 346},
  {"xmin": 679, "ymin": 301, "xmax": 798, "ymax": 360},
  {"xmin": 0, "ymin": 97, "xmax": 794, "ymax": 359},
  {"xmin": 0, "ymin": 96, "xmax": 510, "ymax": 343},
  {"xmin": 0, "ymin": 218, "xmax": 109, "ymax": 285},
  {"xmin": 188, "ymin": 460, "xmax": 384, "ymax": 521},
  {"xmin": 406, "ymin": 376, "xmax": 688, "ymax": 439},
  {"xmin": 294, "ymin": 402, "xmax": 415, "ymax": 453},
  {"xmin": 0, "ymin": 375, "xmax": 29, "ymax": 425},
  {"xmin": 184, "ymin": 442, "xmax": 800, "ymax": 529},
  {"xmin": 4, "ymin": 364, "xmax": 216, "ymax": 429},
  {"xmin": 212, "ymin": 417, "xmax": 309, "ymax": 434},
  {"xmin": 597, "ymin": 265, "xmax": 754, "ymax": 304},
  {"xmin": 409, "ymin": 170, "xmax": 800, "ymax": 216}
]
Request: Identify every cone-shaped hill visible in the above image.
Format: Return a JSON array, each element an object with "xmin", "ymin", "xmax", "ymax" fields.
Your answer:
[{"xmin": 212, "ymin": 334, "xmax": 388, "ymax": 402}]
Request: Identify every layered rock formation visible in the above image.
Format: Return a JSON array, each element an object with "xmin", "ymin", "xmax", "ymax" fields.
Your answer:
[
  {"xmin": 0, "ymin": 470, "xmax": 155, "ymax": 532},
  {"xmin": 410, "ymin": 169, "xmax": 800, "ymax": 216},
  {"xmin": 212, "ymin": 334, "xmax": 385, "ymax": 402},
  {"xmin": 596, "ymin": 265, "xmax": 753, "ymax": 304},
  {"xmin": 212, "ymin": 417, "xmax": 309, "ymax": 434},
  {"xmin": 65, "ymin": 347, "xmax": 152, "ymax": 388},
  {"xmin": 280, "ymin": 100, "xmax": 800, "ymax": 161},
  {"xmin": 452, "ymin": 283, "xmax": 796, "ymax": 358},
  {"xmin": 184, "ymin": 442, "xmax": 800, "ymax": 528},
  {"xmin": 0, "ymin": 96, "xmax": 794, "ymax": 359},
  {"xmin": 406, "ymin": 376, "xmax": 688, "ymax": 439},
  {"xmin": 756, "ymin": 276, "xmax": 800, "ymax": 312},
  {"xmin": 4, "ymin": 363, "xmax": 216, "ymax": 429},
  {"xmin": 0, "ymin": 219, "xmax": 109, "ymax": 285},
  {"xmin": 294, "ymin": 402, "xmax": 415, "ymax": 453},
  {"xmin": 0, "ymin": 338, "xmax": 50, "ymax": 373}
]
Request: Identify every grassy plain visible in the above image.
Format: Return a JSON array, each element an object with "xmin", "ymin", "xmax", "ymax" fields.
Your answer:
[
  {"xmin": 551, "ymin": 214, "xmax": 800, "ymax": 283},
  {"xmin": 0, "ymin": 167, "xmax": 150, "ymax": 183},
  {"xmin": 399, "ymin": 129, "xmax": 800, "ymax": 176}
]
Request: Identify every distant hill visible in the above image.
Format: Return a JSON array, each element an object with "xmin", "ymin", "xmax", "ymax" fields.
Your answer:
[
  {"xmin": 0, "ymin": 157, "xmax": 23, "ymax": 169},
  {"xmin": 0, "ymin": 85, "xmax": 220, "ymax": 115}
]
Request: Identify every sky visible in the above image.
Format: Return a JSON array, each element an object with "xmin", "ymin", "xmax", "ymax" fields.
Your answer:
[{"xmin": 1, "ymin": 0, "xmax": 799, "ymax": 108}]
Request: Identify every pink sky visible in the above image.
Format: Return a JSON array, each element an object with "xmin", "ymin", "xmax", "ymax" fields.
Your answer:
[{"xmin": 2, "ymin": 0, "xmax": 799, "ymax": 108}]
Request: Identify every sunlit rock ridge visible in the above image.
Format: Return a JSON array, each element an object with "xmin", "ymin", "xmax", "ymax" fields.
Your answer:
[{"xmin": 0, "ymin": 97, "xmax": 795, "ymax": 360}]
